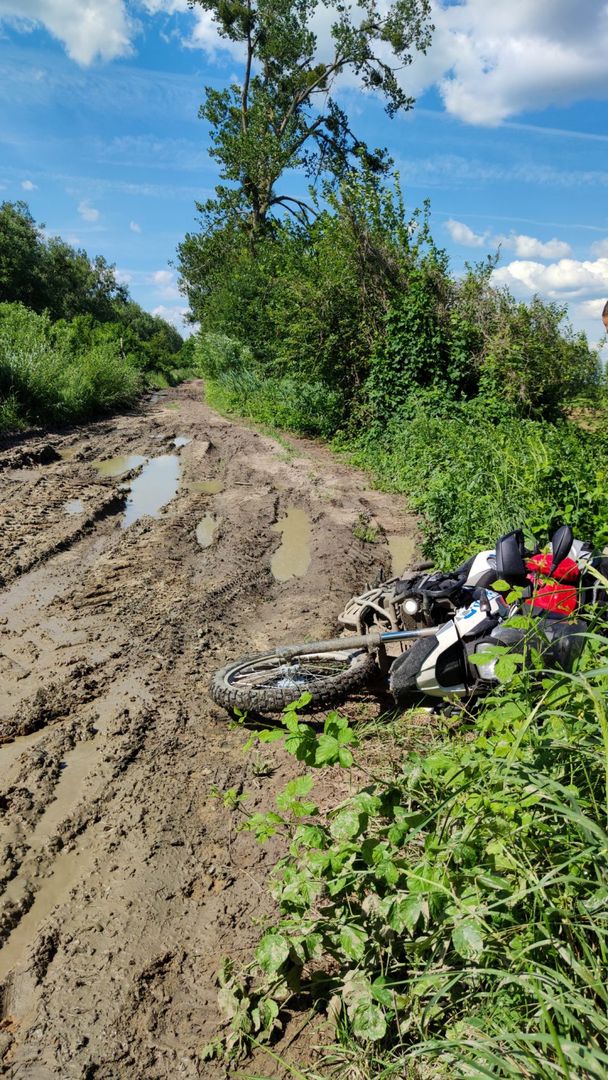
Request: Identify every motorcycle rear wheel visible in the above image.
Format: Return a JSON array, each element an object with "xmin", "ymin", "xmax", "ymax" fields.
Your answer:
[{"xmin": 210, "ymin": 647, "xmax": 376, "ymax": 715}]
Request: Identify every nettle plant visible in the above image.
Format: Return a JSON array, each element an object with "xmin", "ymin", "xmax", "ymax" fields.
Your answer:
[{"xmin": 206, "ymin": 613, "xmax": 608, "ymax": 1078}]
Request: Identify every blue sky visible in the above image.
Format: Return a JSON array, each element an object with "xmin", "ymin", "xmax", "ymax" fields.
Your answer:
[{"xmin": 1, "ymin": 1, "xmax": 608, "ymax": 352}]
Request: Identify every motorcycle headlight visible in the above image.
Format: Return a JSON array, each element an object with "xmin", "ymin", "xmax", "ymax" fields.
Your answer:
[
  {"xmin": 474, "ymin": 644, "xmax": 498, "ymax": 681},
  {"xmin": 404, "ymin": 598, "xmax": 419, "ymax": 615}
]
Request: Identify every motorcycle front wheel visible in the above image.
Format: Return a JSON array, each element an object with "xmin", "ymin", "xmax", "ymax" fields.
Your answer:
[{"xmin": 210, "ymin": 647, "xmax": 376, "ymax": 715}]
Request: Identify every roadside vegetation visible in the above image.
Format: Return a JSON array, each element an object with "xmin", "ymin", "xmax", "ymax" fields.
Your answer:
[
  {"xmin": 0, "ymin": 201, "xmax": 195, "ymax": 432},
  {"xmin": 175, "ymin": 2, "xmax": 608, "ymax": 1075}
]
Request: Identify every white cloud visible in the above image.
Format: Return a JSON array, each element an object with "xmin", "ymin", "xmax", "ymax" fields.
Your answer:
[
  {"xmin": 446, "ymin": 219, "xmax": 487, "ymax": 247},
  {"xmin": 21, "ymin": 178, "xmax": 37, "ymax": 190},
  {"xmin": 152, "ymin": 269, "xmax": 180, "ymax": 300},
  {"xmin": 78, "ymin": 199, "xmax": 99, "ymax": 221},
  {"xmin": 423, "ymin": 0, "xmax": 608, "ymax": 125},
  {"xmin": 129, "ymin": 220, "xmax": 141, "ymax": 233},
  {"xmin": 152, "ymin": 304, "xmax": 194, "ymax": 337},
  {"xmin": 446, "ymin": 219, "xmax": 572, "ymax": 260},
  {"xmin": 591, "ymin": 238, "xmax": 608, "ymax": 258},
  {"xmin": 493, "ymin": 257, "xmax": 608, "ymax": 300},
  {"xmin": 498, "ymin": 234, "xmax": 572, "ymax": 259},
  {"xmin": 0, "ymin": 0, "xmax": 134, "ymax": 64}
]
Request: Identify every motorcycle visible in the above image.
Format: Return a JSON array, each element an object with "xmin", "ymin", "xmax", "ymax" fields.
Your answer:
[{"xmin": 209, "ymin": 525, "xmax": 606, "ymax": 715}]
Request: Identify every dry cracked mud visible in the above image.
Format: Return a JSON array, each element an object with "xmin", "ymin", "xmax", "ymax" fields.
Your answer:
[{"xmin": 0, "ymin": 381, "xmax": 418, "ymax": 1078}]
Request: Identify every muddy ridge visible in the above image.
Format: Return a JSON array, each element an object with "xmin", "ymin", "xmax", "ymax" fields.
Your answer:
[{"xmin": 0, "ymin": 381, "xmax": 418, "ymax": 1078}]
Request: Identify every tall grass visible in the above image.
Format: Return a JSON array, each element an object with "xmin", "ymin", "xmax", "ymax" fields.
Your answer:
[
  {"xmin": 343, "ymin": 403, "xmax": 608, "ymax": 565},
  {"xmin": 209, "ymin": 609, "xmax": 608, "ymax": 1080},
  {"xmin": 0, "ymin": 302, "xmax": 143, "ymax": 429}
]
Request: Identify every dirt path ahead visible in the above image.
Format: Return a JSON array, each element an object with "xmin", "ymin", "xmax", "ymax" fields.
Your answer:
[{"xmin": 0, "ymin": 382, "xmax": 418, "ymax": 1078}]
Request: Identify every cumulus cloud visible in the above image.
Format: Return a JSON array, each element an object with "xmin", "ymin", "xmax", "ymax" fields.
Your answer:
[
  {"xmin": 493, "ymin": 257, "xmax": 608, "ymax": 299},
  {"xmin": 21, "ymin": 178, "xmax": 37, "ymax": 190},
  {"xmin": 498, "ymin": 234, "xmax": 572, "ymax": 259},
  {"xmin": 0, "ymin": 0, "xmax": 133, "ymax": 64},
  {"xmin": 421, "ymin": 0, "xmax": 608, "ymax": 125},
  {"xmin": 591, "ymin": 237, "xmax": 608, "ymax": 258},
  {"xmin": 445, "ymin": 219, "xmax": 572, "ymax": 260},
  {"xmin": 129, "ymin": 220, "xmax": 141, "ymax": 233},
  {"xmin": 78, "ymin": 199, "xmax": 99, "ymax": 221},
  {"xmin": 152, "ymin": 304, "xmax": 193, "ymax": 336},
  {"xmin": 152, "ymin": 269, "xmax": 180, "ymax": 300},
  {"xmin": 446, "ymin": 219, "xmax": 487, "ymax": 247}
]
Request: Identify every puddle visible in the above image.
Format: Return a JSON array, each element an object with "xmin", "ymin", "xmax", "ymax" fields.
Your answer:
[
  {"xmin": 0, "ymin": 729, "xmax": 48, "ymax": 780},
  {"xmin": 58, "ymin": 447, "xmax": 78, "ymax": 461},
  {"xmin": 195, "ymin": 513, "xmax": 218, "ymax": 549},
  {"xmin": 63, "ymin": 499, "xmax": 84, "ymax": 516},
  {"xmin": 188, "ymin": 479, "xmax": 224, "ymax": 495},
  {"xmin": 271, "ymin": 507, "xmax": 312, "ymax": 583},
  {"xmin": 122, "ymin": 454, "xmax": 181, "ymax": 528},
  {"xmin": 28, "ymin": 736, "xmax": 99, "ymax": 849},
  {"xmin": 173, "ymin": 436, "xmax": 192, "ymax": 449},
  {"xmin": 0, "ymin": 846, "xmax": 88, "ymax": 982},
  {"xmin": 387, "ymin": 534, "xmax": 416, "ymax": 576},
  {"xmin": 93, "ymin": 454, "xmax": 146, "ymax": 478}
]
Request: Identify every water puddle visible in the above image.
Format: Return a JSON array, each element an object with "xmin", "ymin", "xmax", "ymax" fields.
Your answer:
[
  {"xmin": 93, "ymin": 454, "xmax": 146, "ymax": 478},
  {"xmin": 122, "ymin": 454, "xmax": 181, "ymax": 528},
  {"xmin": 58, "ymin": 447, "xmax": 78, "ymax": 461},
  {"xmin": 195, "ymin": 513, "xmax": 218, "ymax": 549},
  {"xmin": 63, "ymin": 499, "xmax": 84, "ymax": 516},
  {"xmin": 387, "ymin": 534, "xmax": 416, "ymax": 576},
  {"xmin": 0, "ymin": 846, "xmax": 88, "ymax": 982},
  {"xmin": 0, "ymin": 729, "xmax": 48, "ymax": 780},
  {"xmin": 188, "ymin": 479, "xmax": 224, "ymax": 495},
  {"xmin": 173, "ymin": 436, "xmax": 192, "ymax": 449},
  {"xmin": 29, "ymin": 736, "xmax": 99, "ymax": 849},
  {"xmin": 271, "ymin": 507, "xmax": 312, "ymax": 582}
]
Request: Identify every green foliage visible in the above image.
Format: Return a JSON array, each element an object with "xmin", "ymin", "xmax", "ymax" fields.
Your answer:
[
  {"xmin": 0, "ymin": 303, "xmax": 142, "ymax": 428},
  {"xmin": 202, "ymin": 334, "xmax": 342, "ymax": 437},
  {"xmin": 345, "ymin": 403, "xmax": 608, "ymax": 565},
  {"xmin": 0, "ymin": 202, "xmax": 191, "ymax": 430},
  {"xmin": 211, "ymin": 614, "xmax": 608, "ymax": 1077}
]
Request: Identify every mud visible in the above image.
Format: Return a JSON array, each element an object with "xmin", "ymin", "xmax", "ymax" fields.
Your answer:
[{"xmin": 0, "ymin": 381, "xmax": 419, "ymax": 1077}]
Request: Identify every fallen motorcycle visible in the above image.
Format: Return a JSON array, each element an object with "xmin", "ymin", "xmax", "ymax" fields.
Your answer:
[{"xmin": 210, "ymin": 525, "xmax": 607, "ymax": 715}]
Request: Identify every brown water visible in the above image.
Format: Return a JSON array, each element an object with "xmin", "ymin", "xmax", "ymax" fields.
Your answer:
[
  {"xmin": 122, "ymin": 454, "xmax": 181, "ymax": 528},
  {"xmin": 271, "ymin": 507, "xmax": 312, "ymax": 582},
  {"xmin": 188, "ymin": 479, "xmax": 224, "ymax": 495},
  {"xmin": 0, "ymin": 729, "xmax": 49, "ymax": 780},
  {"xmin": 94, "ymin": 454, "xmax": 146, "ymax": 478},
  {"xmin": 195, "ymin": 513, "xmax": 218, "ymax": 549},
  {"xmin": 63, "ymin": 499, "xmax": 85, "ymax": 516},
  {"xmin": 387, "ymin": 534, "xmax": 416, "ymax": 576},
  {"xmin": 58, "ymin": 447, "xmax": 78, "ymax": 461},
  {"xmin": 0, "ymin": 846, "xmax": 90, "ymax": 982}
]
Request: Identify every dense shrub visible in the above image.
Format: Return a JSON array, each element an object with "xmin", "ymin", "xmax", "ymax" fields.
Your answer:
[
  {"xmin": 212, "ymin": 610, "xmax": 608, "ymax": 1078},
  {"xmin": 0, "ymin": 303, "xmax": 143, "ymax": 428}
]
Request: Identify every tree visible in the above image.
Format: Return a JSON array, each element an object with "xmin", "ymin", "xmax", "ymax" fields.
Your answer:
[{"xmin": 187, "ymin": 0, "xmax": 432, "ymax": 239}]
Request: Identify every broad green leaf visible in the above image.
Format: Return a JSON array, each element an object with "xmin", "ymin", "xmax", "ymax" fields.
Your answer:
[
  {"xmin": 330, "ymin": 807, "xmax": 364, "ymax": 840},
  {"xmin": 339, "ymin": 923, "xmax": 367, "ymax": 961},
  {"xmin": 452, "ymin": 920, "xmax": 485, "ymax": 961},
  {"xmin": 256, "ymin": 933, "xmax": 290, "ymax": 974},
  {"xmin": 352, "ymin": 1001, "xmax": 387, "ymax": 1042}
]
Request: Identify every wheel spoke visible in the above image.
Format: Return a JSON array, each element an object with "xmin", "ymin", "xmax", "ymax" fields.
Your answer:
[{"xmin": 227, "ymin": 652, "xmax": 356, "ymax": 689}]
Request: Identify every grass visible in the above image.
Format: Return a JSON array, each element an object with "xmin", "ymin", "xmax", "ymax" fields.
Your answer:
[{"xmin": 205, "ymin": 602, "xmax": 608, "ymax": 1080}]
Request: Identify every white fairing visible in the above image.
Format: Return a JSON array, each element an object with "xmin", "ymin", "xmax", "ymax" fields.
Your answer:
[
  {"xmin": 416, "ymin": 593, "xmax": 508, "ymax": 697},
  {"xmin": 463, "ymin": 551, "xmax": 496, "ymax": 587}
]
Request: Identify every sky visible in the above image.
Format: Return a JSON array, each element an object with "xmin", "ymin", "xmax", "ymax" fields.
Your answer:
[{"xmin": 1, "ymin": 0, "xmax": 608, "ymax": 352}]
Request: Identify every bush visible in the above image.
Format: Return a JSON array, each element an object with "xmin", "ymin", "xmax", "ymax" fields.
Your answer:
[
  {"xmin": 0, "ymin": 302, "xmax": 143, "ymax": 429},
  {"xmin": 344, "ymin": 401, "xmax": 608, "ymax": 565},
  {"xmin": 209, "ymin": 606, "xmax": 608, "ymax": 1078}
]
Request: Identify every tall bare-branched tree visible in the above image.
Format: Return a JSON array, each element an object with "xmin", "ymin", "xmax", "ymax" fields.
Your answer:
[{"xmin": 189, "ymin": 0, "xmax": 433, "ymax": 238}]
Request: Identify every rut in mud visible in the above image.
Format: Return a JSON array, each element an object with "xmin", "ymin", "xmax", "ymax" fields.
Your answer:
[{"xmin": 0, "ymin": 381, "xmax": 418, "ymax": 1078}]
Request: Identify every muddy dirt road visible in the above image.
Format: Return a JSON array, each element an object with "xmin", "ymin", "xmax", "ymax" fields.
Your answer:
[{"xmin": 0, "ymin": 382, "xmax": 417, "ymax": 1078}]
